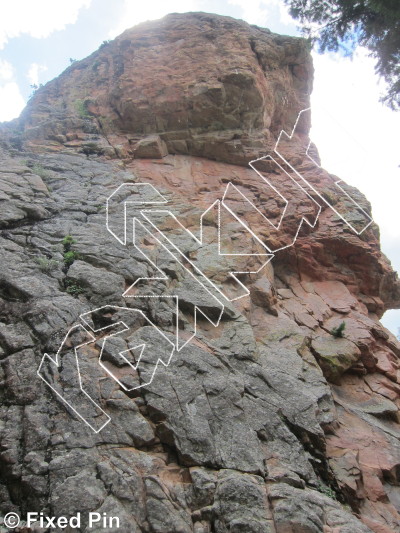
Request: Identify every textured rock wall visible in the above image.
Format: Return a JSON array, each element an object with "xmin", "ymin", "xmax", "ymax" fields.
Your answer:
[
  {"xmin": 13, "ymin": 12, "xmax": 312, "ymax": 165},
  {"xmin": 1, "ymin": 12, "xmax": 400, "ymax": 533}
]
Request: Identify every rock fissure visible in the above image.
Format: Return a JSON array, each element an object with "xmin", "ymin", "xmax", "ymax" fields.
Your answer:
[{"xmin": 0, "ymin": 11, "xmax": 399, "ymax": 533}]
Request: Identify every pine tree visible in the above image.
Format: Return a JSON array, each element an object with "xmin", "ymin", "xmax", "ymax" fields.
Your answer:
[
  {"xmin": 284, "ymin": 0, "xmax": 400, "ymax": 109},
  {"xmin": 331, "ymin": 321, "xmax": 346, "ymax": 338}
]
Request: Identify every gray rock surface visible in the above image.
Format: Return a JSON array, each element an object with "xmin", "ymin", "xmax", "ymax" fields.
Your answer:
[{"xmin": 0, "ymin": 11, "xmax": 399, "ymax": 533}]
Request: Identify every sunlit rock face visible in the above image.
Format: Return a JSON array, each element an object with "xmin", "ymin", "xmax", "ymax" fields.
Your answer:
[
  {"xmin": 14, "ymin": 12, "xmax": 313, "ymax": 165},
  {"xmin": 1, "ymin": 12, "xmax": 400, "ymax": 533}
]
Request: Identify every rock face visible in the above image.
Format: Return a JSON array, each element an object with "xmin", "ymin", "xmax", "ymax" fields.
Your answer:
[
  {"xmin": 13, "ymin": 12, "xmax": 312, "ymax": 165},
  {"xmin": 0, "ymin": 12, "xmax": 400, "ymax": 533}
]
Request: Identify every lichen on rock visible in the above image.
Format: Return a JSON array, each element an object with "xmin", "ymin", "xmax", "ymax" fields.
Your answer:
[{"xmin": 0, "ymin": 12, "xmax": 400, "ymax": 533}]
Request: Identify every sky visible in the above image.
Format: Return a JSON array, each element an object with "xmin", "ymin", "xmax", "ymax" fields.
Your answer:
[{"xmin": 0, "ymin": 0, "xmax": 399, "ymax": 335}]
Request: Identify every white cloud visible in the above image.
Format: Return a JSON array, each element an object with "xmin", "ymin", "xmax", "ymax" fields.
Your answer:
[
  {"xmin": 0, "ymin": 0, "xmax": 91, "ymax": 49},
  {"xmin": 227, "ymin": 0, "xmax": 293, "ymax": 27},
  {"xmin": 0, "ymin": 59, "xmax": 25, "ymax": 122},
  {"xmin": 0, "ymin": 59, "xmax": 14, "ymax": 82},
  {"xmin": 227, "ymin": 0, "xmax": 270, "ymax": 25},
  {"xmin": 381, "ymin": 310, "xmax": 400, "ymax": 339},
  {"xmin": 109, "ymin": 0, "xmax": 295, "ymax": 41},
  {"xmin": 0, "ymin": 1, "xmax": 90, "ymax": 118},
  {"xmin": 27, "ymin": 63, "xmax": 48, "ymax": 86},
  {"xmin": 276, "ymin": 1, "xmax": 295, "ymax": 26},
  {"xmin": 0, "ymin": 82, "xmax": 25, "ymax": 121},
  {"xmin": 108, "ymin": 0, "xmax": 199, "ymax": 39},
  {"xmin": 310, "ymin": 48, "xmax": 400, "ymax": 239},
  {"xmin": 310, "ymin": 48, "xmax": 400, "ymax": 334}
]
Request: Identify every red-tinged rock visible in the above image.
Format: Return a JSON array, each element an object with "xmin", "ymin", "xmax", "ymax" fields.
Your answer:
[
  {"xmin": 311, "ymin": 336, "xmax": 361, "ymax": 382},
  {"xmin": 312, "ymin": 281, "xmax": 358, "ymax": 313},
  {"xmin": 1, "ymin": 11, "xmax": 400, "ymax": 533},
  {"xmin": 327, "ymin": 409, "xmax": 400, "ymax": 530},
  {"xmin": 373, "ymin": 350, "xmax": 399, "ymax": 381},
  {"xmin": 13, "ymin": 13, "xmax": 313, "ymax": 166},
  {"xmin": 324, "ymin": 316, "xmax": 374, "ymax": 352},
  {"xmin": 362, "ymin": 517, "xmax": 398, "ymax": 533},
  {"xmin": 133, "ymin": 135, "xmax": 168, "ymax": 159},
  {"xmin": 364, "ymin": 374, "xmax": 400, "ymax": 401},
  {"xmin": 249, "ymin": 277, "xmax": 278, "ymax": 315},
  {"xmin": 362, "ymin": 468, "xmax": 387, "ymax": 504}
]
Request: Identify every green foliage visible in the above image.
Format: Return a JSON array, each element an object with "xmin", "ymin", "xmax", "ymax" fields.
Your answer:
[
  {"xmin": 99, "ymin": 40, "xmax": 111, "ymax": 49},
  {"xmin": 284, "ymin": 0, "xmax": 400, "ymax": 109},
  {"xmin": 304, "ymin": 36, "xmax": 313, "ymax": 51},
  {"xmin": 35, "ymin": 256, "xmax": 59, "ymax": 273},
  {"xmin": 331, "ymin": 321, "xmax": 346, "ymax": 338},
  {"xmin": 29, "ymin": 83, "xmax": 43, "ymax": 99},
  {"xmin": 69, "ymin": 58, "xmax": 77, "ymax": 64},
  {"xmin": 63, "ymin": 250, "xmax": 79, "ymax": 266},
  {"xmin": 316, "ymin": 482, "xmax": 337, "ymax": 500},
  {"xmin": 31, "ymin": 163, "xmax": 49, "ymax": 180},
  {"xmin": 74, "ymin": 99, "xmax": 90, "ymax": 118},
  {"xmin": 62, "ymin": 235, "xmax": 79, "ymax": 266},
  {"xmin": 65, "ymin": 279, "xmax": 85, "ymax": 297},
  {"xmin": 62, "ymin": 235, "xmax": 76, "ymax": 250}
]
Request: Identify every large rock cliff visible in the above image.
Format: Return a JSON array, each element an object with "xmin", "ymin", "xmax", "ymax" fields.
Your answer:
[{"xmin": 1, "ymin": 12, "xmax": 400, "ymax": 533}]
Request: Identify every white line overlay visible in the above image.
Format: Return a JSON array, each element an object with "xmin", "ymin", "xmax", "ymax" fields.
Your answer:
[{"xmin": 38, "ymin": 108, "xmax": 374, "ymax": 431}]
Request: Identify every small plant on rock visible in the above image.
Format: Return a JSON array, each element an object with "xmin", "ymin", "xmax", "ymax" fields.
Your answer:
[
  {"xmin": 330, "ymin": 321, "xmax": 346, "ymax": 338},
  {"xmin": 62, "ymin": 235, "xmax": 79, "ymax": 267},
  {"xmin": 32, "ymin": 163, "xmax": 49, "ymax": 180},
  {"xmin": 35, "ymin": 256, "xmax": 59, "ymax": 273},
  {"xmin": 62, "ymin": 235, "xmax": 76, "ymax": 249},
  {"xmin": 74, "ymin": 99, "xmax": 90, "ymax": 119},
  {"xmin": 316, "ymin": 482, "xmax": 337, "ymax": 500},
  {"xmin": 65, "ymin": 279, "xmax": 85, "ymax": 297},
  {"xmin": 29, "ymin": 83, "xmax": 43, "ymax": 99},
  {"xmin": 63, "ymin": 250, "xmax": 79, "ymax": 266}
]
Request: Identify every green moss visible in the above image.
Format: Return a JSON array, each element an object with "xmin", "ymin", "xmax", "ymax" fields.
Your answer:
[
  {"xmin": 74, "ymin": 99, "xmax": 90, "ymax": 118},
  {"xmin": 321, "ymin": 189, "xmax": 337, "ymax": 205},
  {"xmin": 318, "ymin": 354, "xmax": 347, "ymax": 381},
  {"xmin": 316, "ymin": 482, "xmax": 337, "ymax": 500}
]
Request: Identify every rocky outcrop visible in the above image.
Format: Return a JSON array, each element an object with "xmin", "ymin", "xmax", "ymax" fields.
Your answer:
[
  {"xmin": 1, "ymin": 12, "xmax": 400, "ymax": 533},
  {"xmin": 8, "ymin": 12, "xmax": 312, "ymax": 166}
]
